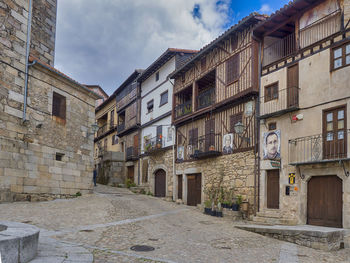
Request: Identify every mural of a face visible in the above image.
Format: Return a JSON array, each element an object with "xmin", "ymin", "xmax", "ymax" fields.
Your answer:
[
  {"xmin": 264, "ymin": 131, "xmax": 280, "ymax": 160},
  {"xmin": 224, "ymin": 135, "xmax": 231, "ymax": 147}
]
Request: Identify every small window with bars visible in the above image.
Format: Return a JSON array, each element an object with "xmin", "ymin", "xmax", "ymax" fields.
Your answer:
[
  {"xmin": 147, "ymin": 99, "xmax": 154, "ymax": 113},
  {"xmin": 264, "ymin": 82, "xmax": 279, "ymax": 102},
  {"xmin": 52, "ymin": 92, "xmax": 66, "ymax": 120}
]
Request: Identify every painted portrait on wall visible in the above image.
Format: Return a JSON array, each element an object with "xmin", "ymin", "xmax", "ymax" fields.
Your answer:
[
  {"xmin": 222, "ymin": 133, "xmax": 234, "ymax": 154},
  {"xmin": 177, "ymin": 146, "xmax": 184, "ymax": 161},
  {"xmin": 263, "ymin": 130, "xmax": 281, "ymax": 160}
]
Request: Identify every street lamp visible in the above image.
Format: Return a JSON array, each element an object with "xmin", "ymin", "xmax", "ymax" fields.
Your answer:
[{"xmin": 234, "ymin": 121, "xmax": 250, "ymax": 143}]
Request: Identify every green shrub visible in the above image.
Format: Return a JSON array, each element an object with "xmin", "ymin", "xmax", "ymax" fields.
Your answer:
[{"xmin": 125, "ymin": 179, "xmax": 136, "ymax": 188}]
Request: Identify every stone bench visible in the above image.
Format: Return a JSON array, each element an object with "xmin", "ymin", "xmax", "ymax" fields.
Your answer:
[{"xmin": 0, "ymin": 222, "xmax": 39, "ymax": 263}]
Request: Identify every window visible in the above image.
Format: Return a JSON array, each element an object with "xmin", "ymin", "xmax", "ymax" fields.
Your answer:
[
  {"xmin": 147, "ymin": 100, "xmax": 154, "ymax": 113},
  {"xmin": 167, "ymin": 127, "xmax": 172, "ymax": 142},
  {"xmin": 264, "ymin": 82, "xmax": 279, "ymax": 102},
  {"xmin": 156, "ymin": 71, "xmax": 159, "ymax": 81},
  {"xmin": 331, "ymin": 42, "xmax": 350, "ymax": 71},
  {"xmin": 160, "ymin": 91, "xmax": 168, "ymax": 106},
  {"xmin": 112, "ymin": 135, "xmax": 118, "ymax": 145},
  {"xmin": 55, "ymin": 153, "xmax": 64, "ymax": 161},
  {"xmin": 52, "ymin": 92, "xmax": 66, "ymax": 120},
  {"xmin": 268, "ymin": 122, "xmax": 277, "ymax": 131},
  {"xmin": 226, "ymin": 54, "xmax": 239, "ymax": 84}
]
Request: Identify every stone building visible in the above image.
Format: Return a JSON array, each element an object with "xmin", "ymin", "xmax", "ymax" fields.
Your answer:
[
  {"xmin": 253, "ymin": 0, "xmax": 350, "ymax": 228},
  {"xmin": 94, "ymin": 91, "xmax": 124, "ymax": 185},
  {"xmin": 138, "ymin": 48, "xmax": 197, "ymax": 198},
  {"xmin": 85, "ymin": 85, "xmax": 108, "ymax": 108},
  {"xmin": 169, "ymin": 14, "xmax": 266, "ymax": 214},
  {"xmin": 0, "ymin": 0, "xmax": 100, "ymax": 201}
]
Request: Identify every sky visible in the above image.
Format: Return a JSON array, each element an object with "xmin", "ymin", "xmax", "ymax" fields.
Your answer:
[{"xmin": 55, "ymin": 0, "xmax": 290, "ymax": 96}]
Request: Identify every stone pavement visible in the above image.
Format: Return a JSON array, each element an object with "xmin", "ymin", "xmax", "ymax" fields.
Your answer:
[{"xmin": 0, "ymin": 184, "xmax": 349, "ymax": 263}]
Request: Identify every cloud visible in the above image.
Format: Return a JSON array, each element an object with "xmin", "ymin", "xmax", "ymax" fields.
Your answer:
[
  {"xmin": 259, "ymin": 4, "xmax": 272, "ymax": 14},
  {"xmin": 55, "ymin": 0, "xmax": 233, "ymax": 95}
]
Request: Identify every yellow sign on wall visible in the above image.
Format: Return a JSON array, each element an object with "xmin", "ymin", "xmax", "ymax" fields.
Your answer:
[{"xmin": 289, "ymin": 173, "xmax": 296, "ymax": 185}]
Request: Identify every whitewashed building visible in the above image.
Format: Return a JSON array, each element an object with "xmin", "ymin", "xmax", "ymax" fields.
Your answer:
[{"xmin": 138, "ymin": 48, "xmax": 197, "ymax": 198}]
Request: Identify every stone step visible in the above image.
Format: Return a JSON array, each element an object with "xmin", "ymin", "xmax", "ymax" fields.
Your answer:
[{"xmin": 236, "ymin": 224, "xmax": 348, "ymax": 251}]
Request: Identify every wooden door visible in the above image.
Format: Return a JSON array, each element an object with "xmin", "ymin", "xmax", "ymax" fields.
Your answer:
[
  {"xmin": 133, "ymin": 134, "xmax": 139, "ymax": 156},
  {"xmin": 178, "ymin": 175, "xmax": 183, "ymax": 200},
  {"xmin": 155, "ymin": 169, "xmax": 166, "ymax": 197},
  {"xmin": 287, "ymin": 64, "xmax": 298, "ymax": 108},
  {"xmin": 187, "ymin": 174, "xmax": 201, "ymax": 206},
  {"xmin": 323, "ymin": 106, "xmax": 346, "ymax": 159},
  {"xmin": 205, "ymin": 119, "xmax": 215, "ymax": 151},
  {"xmin": 127, "ymin": 166, "xmax": 134, "ymax": 181},
  {"xmin": 266, "ymin": 170, "xmax": 279, "ymax": 209},
  {"xmin": 307, "ymin": 176, "xmax": 342, "ymax": 228}
]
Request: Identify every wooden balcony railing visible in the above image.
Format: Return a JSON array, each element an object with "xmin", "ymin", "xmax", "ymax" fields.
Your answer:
[
  {"xmin": 260, "ymin": 86, "xmax": 299, "ymax": 118},
  {"xmin": 117, "ymin": 123, "xmax": 125, "ymax": 133},
  {"xmin": 96, "ymin": 124, "xmax": 107, "ymax": 137},
  {"xmin": 174, "ymin": 100, "xmax": 192, "ymax": 119},
  {"xmin": 186, "ymin": 133, "xmax": 222, "ymax": 160},
  {"xmin": 197, "ymin": 88, "xmax": 215, "ymax": 110},
  {"xmin": 263, "ymin": 33, "xmax": 296, "ymax": 67},
  {"xmin": 289, "ymin": 129, "xmax": 349, "ymax": 165},
  {"xmin": 299, "ymin": 10, "xmax": 341, "ymax": 49},
  {"xmin": 116, "ymin": 87, "xmax": 137, "ymax": 110},
  {"xmin": 144, "ymin": 136, "xmax": 165, "ymax": 154},
  {"xmin": 126, "ymin": 146, "xmax": 138, "ymax": 161}
]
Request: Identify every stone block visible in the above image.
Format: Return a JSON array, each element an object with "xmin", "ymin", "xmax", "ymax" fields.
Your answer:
[
  {"xmin": 48, "ymin": 166, "xmax": 62, "ymax": 174},
  {"xmin": 0, "ymin": 235, "xmax": 20, "ymax": 263}
]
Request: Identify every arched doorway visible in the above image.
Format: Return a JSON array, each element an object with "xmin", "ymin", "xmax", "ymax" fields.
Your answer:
[
  {"xmin": 154, "ymin": 169, "xmax": 166, "ymax": 197},
  {"xmin": 307, "ymin": 175, "xmax": 342, "ymax": 228}
]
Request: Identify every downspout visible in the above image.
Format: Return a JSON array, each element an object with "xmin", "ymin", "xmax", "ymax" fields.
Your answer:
[
  {"xmin": 256, "ymin": 38, "xmax": 262, "ymax": 213},
  {"xmin": 23, "ymin": 0, "xmax": 33, "ymax": 122},
  {"xmin": 172, "ymin": 126, "xmax": 176, "ymax": 201}
]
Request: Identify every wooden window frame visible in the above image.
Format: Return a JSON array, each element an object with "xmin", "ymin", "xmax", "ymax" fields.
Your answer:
[
  {"xmin": 52, "ymin": 91, "xmax": 66, "ymax": 121},
  {"xmin": 330, "ymin": 40, "xmax": 350, "ymax": 71},
  {"xmin": 147, "ymin": 99, "xmax": 154, "ymax": 113},
  {"xmin": 226, "ymin": 54, "xmax": 239, "ymax": 85},
  {"xmin": 264, "ymin": 82, "xmax": 279, "ymax": 102},
  {"xmin": 159, "ymin": 90, "xmax": 168, "ymax": 107}
]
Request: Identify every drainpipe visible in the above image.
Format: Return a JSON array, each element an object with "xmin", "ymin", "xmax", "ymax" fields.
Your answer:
[
  {"xmin": 23, "ymin": 0, "xmax": 33, "ymax": 122},
  {"xmin": 172, "ymin": 126, "xmax": 176, "ymax": 201}
]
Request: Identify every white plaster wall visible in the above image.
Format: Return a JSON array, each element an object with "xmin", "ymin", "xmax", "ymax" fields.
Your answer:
[{"xmin": 140, "ymin": 57, "xmax": 175, "ymax": 126}]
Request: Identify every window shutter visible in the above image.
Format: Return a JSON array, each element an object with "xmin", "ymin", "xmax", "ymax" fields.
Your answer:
[{"xmin": 226, "ymin": 54, "xmax": 239, "ymax": 84}]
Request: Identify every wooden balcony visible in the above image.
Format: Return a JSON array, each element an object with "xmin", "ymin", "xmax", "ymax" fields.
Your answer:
[
  {"xmin": 174, "ymin": 100, "xmax": 192, "ymax": 120},
  {"xmin": 260, "ymin": 86, "xmax": 299, "ymax": 119},
  {"xmin": 186, "ymin": 133, "xmax": 222, "ymax": 160},
  {"xmin": 263, "ymin": 33, "xmax": 296, "ymax": 67},
  {"xmin": 116, "ymin": 86, "xmax": 137, "ymax": 110},
  {"xmin": 197, "ymin": 88, "xmax": 215, "ymax": 110},
  {"xmin": 289, "ymin": 129, "xmax": 349, "ymax": 165},
  {"xmin": 126, "ymin": 146, "xmax": 138, "ymax": 161}
]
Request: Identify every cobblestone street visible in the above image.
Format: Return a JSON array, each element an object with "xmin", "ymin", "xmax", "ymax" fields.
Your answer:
[{"xmin": 0, "ymin": 184, "xmax": 349, "ymax": 263}]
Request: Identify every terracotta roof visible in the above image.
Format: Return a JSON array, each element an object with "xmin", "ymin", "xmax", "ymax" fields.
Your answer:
[
  {"xmin": 28, "ymin": 55, "xmax": 102, "ymax": 99},
  {"xmin": 169, "ymin": 13, "xmax": 267, "ymax": 79}
]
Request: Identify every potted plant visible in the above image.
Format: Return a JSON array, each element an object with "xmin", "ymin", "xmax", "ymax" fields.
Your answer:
[
  {"xmin": 209, "ymin": 145, "xmax": 215, "ymax": 151},
  {"xmin": 232, "ymin": 195, "xmax": 242, "ymax": 211},
  {"xmin": 204, "ymin": 200, "xmax": 211, "ymax": 215}
]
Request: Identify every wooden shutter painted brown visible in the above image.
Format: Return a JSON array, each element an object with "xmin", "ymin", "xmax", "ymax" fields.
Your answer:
[
  {"xmin": 53, "ymin": 92, "xmax": 66, "ymax": 120},
  {"xmin": 205, "ymin": 119, "xmax": 215, "ymax": 151},
  {"xmin": 226, "ymin": 54, "xmax": 239, "ymax": 84},
  {"xmin": 133, "ymin": 134, "xmax": 138, "ymax": 155},
  {"xmin": 267, "ymin": 170, "xmax": 279, "ymax": 209},
  {"xmin": 287, "ymin": 64, "xmax": 299, "ymax": 108}
]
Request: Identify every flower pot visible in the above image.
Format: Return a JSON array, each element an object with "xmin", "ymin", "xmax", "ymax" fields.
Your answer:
[
  {"xmin": 216, "ymin": 211, "xmax": 223, "ymax": 217},
  {"xmin": 232, "ymin": 204, "xmax": 240, "ymax": 211},
  {"xmin": 211, "ymin": 210, "xmax": 217, "ymax": 216},
  {"xmin": 204, "ymin": 208, "xmax": 211, "ymax": 215}
]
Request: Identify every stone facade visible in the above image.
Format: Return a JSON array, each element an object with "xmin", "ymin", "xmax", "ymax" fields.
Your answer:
[
  {"xmin": 0, "ymin": 0, "xmax": 98, "ymax": 201},
  {"xmin": 143, "ymin": 148, "xmax": 174, "ymax": 197},
  {"xmin": 175, "ymin": 150, "xmax": 257, "ymax": 216},
  {"xmin": 96, "ymin": 152, "xmax": 125, "ymax": 185},
  {"xmin": 30, "ymin": 0, "xmax": 57, "ymax": 66}
]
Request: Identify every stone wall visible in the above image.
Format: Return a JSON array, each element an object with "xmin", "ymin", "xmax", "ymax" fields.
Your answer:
[
  {"xmin": 146, "ymin": 148, "xmax": 174, "ymax": 197},
  {"xmin": 0, "ymin": 0, "xmax": 97, "ymax": 201},
  {"xmin": 96, "ymin": 152, "xmax": 125, "ymax": 185},
  {"xmin": 175, "ymin": 150, "xmax": 257, "ymax": 214},
  {"xmin": 31, "ymin": 0, "xmax": 57, "ymax": 66}
]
